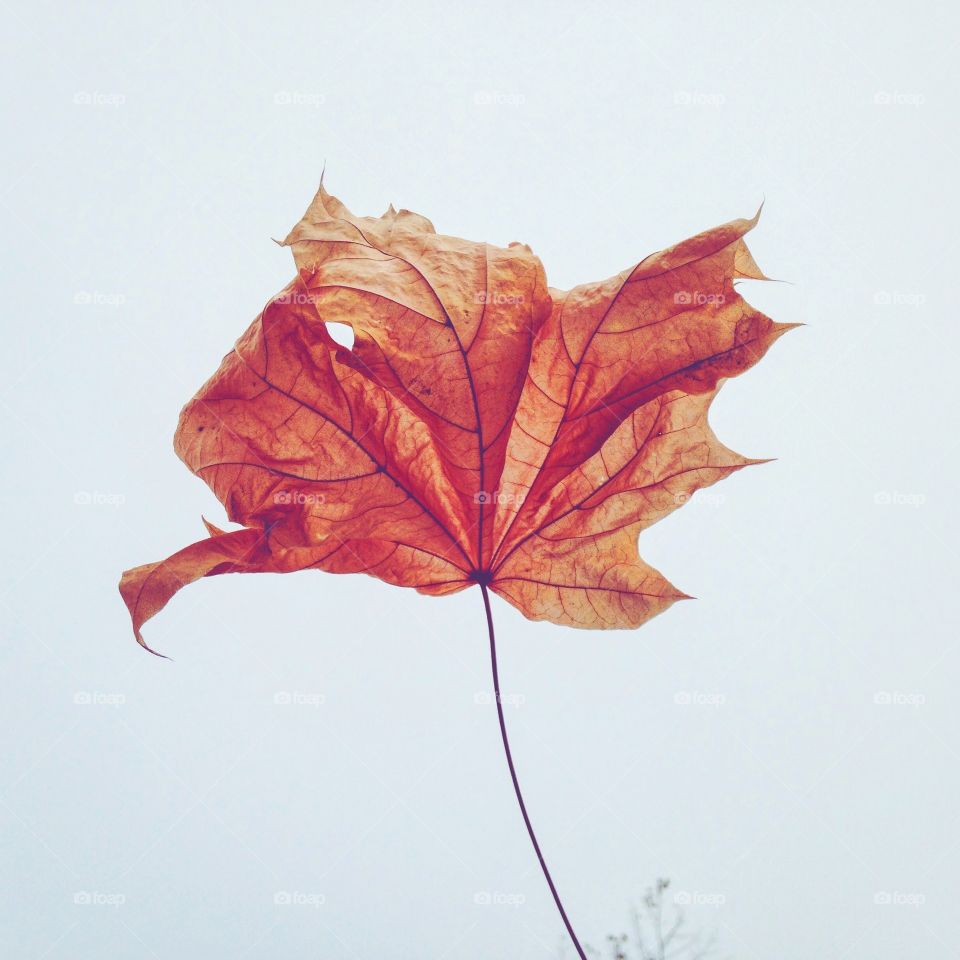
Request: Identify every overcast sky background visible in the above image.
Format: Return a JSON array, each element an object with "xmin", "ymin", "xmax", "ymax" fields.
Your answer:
[{"xmin": 2, "ymin": 2, "xmax": 959, "ymax": 958}]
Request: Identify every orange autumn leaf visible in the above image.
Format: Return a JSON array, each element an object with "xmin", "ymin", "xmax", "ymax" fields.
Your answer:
[{"xmin": 120, "ymin": 185, "xmax": 792, "ymax": 652}]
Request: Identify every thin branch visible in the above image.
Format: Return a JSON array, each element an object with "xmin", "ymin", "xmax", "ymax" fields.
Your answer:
[{"xmin": 480, "ymin": 583, "xmax": 587, "ymax": 960}]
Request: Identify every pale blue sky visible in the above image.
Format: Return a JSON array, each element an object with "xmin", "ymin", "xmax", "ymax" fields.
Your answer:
[{"xmin": 2, "ymin": 2, "xmax": 958, "ymax": 958}]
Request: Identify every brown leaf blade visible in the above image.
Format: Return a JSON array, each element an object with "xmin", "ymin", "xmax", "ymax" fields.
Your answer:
[{"xmin": 120, "ymin": 189, "xmax": 792, "ymax": 647}]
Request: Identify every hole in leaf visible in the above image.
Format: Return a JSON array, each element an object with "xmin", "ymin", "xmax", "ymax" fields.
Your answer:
[{"xmin": 326, "ymin": 322, "xmax": 355, "ymax": 350}]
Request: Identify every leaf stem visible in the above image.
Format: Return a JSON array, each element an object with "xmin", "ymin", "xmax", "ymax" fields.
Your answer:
[{"xmin": 479, "ymin": 583, "xmax": 587, "ymax": 960}]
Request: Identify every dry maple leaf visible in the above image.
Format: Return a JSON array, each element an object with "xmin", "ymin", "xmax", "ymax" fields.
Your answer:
[
  {"xmin": 119, "ymin": 185, "xmax": 793, "ymax": 957},
  {"xmin": 121, "ymin": 185, "xmax": 791, "ymax": 643}
]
